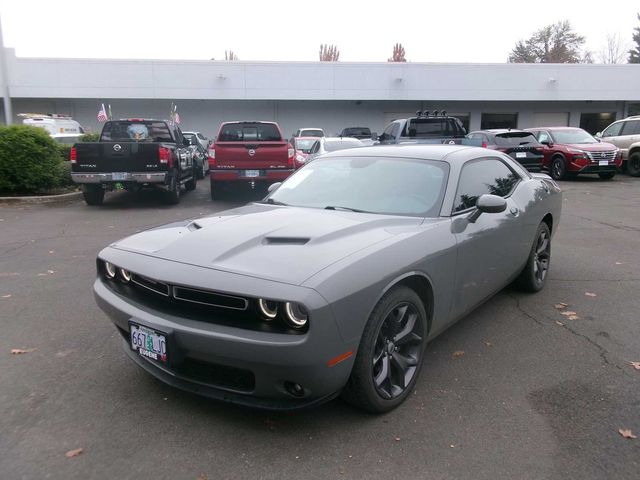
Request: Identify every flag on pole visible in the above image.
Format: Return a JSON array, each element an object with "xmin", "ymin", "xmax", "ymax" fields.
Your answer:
[
  {"xmin": 97, "ymin": 104, "xmax": 108, "ymax": 122},
  {"xmin": 170, "ymin": 102, "xmax": 181, "ymax": 124},
  {"xmin": 174, "ymin": 111, "xmax": 181, "ymax": 124},
  {"xmin": 108, "ymin": 104, "xmax": 112, "ymax": 120}
]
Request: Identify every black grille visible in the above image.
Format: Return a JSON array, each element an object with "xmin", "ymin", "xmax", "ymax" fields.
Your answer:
[
  {"xmin": 173, "ymin": 286, "xmax": 248, "ymax": 310},
  {"xmin": 131, "ymin": 274, "xmax": 170, "ymax": 296}
]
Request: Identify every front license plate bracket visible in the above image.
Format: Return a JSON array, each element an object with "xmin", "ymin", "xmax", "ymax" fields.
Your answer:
[{"xmin": 129, "ymin": 321, "xmax": 169, "ymax": 365}]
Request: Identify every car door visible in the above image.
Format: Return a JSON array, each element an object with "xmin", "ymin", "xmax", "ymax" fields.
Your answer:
[
  {"xmin": 450, "ymin": 157, "xmax": 526, "ymax": 320},
  {"xmin": 600, "ymin": 121, "xmax": 626, "ymax": 156},
  {"xmin": 174, "ymin": 127, "xmax": 192, "ymax": 176},
  {"xmin": 533, "ymin": 130, "xmax": 554, "ymax": 167}
]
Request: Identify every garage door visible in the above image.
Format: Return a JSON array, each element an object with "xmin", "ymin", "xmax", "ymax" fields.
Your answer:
[{"xmin": 532, "ymin": 112, "xmax": 569, "ymax": 127}]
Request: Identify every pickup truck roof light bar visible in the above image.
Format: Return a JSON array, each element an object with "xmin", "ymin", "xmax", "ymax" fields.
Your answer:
[{"xmin": 415, "ymin": 110, "xmax": 448, "ymax": 118}]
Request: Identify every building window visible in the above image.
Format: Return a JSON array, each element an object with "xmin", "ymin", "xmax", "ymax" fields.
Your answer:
[
  {"xmin": 580, "ymin": 113, "xmax": 616, "ymax": 135},
  {"xmin": 481, "ymin": 113, "xmax": 518, "ymax": 130}
]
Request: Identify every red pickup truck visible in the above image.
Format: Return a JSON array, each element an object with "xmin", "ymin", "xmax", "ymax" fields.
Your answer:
[{"xmin": 208, "ymin": 121, "xmax": 296, "ymax": 199}]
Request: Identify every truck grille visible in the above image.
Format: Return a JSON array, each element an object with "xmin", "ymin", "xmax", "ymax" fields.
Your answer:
[{"xmin": 586, "ymin": 151, "xmax": 616, "ymax": 161}]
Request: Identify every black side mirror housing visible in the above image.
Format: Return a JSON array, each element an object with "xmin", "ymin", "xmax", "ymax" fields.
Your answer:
[{"xmin": 468, "ymin": 194, "xmax": 507, "ymax": 223}]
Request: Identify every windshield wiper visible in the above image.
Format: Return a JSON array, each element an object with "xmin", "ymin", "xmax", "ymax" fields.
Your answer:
[
  {"xmin": 324, "ymin": 205, "xmax": 370, "ymax": 213},
  {"xmin": 263, "ymin": 198, "xmax": 288, "ymax": 206}
]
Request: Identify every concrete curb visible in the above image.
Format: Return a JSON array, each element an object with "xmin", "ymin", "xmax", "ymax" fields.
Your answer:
[{"xmin": 0, "ymin": 190, "xmax": 83, "ymax": 205}]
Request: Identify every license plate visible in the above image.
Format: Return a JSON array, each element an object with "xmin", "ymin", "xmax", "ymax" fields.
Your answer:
[
  {"xmin": 130, "ymin": 322, "xmax": 167, "ymax": 364},
  {"xmin": 599, "ymin": 160, "xmax": 609, "ymax": 166},
  {"xmin": 112, "ymin": 172, "xmax": 127, "ymax": 181},
  {"xmin": 515, "ymin": 152, "xmax": 527, "ymax": 158},
  {"xmin": 244, "ymin": 170, "xmax": 259, "ymax": 178}
]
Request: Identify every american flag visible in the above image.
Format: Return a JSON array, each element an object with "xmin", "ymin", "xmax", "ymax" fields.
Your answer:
[
  {"xmin": 97, "ymin": 104, "xmax": 108, "ymax": 122},
  {"xmin": 174, "ymin": 112, "xmax": 181, "ymax": 125}
]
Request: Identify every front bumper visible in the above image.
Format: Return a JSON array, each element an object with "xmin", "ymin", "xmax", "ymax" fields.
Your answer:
[
  {"xmin": 210, "ymin": 169, "xmax": 295, "ymax": 183},
  {"xmin": 93, "ymin": 274, "xmax": 355, "ymax": 410},
  {"xmin": 71, "ymin": 172, "xmax": 167, "ymax": 184}
]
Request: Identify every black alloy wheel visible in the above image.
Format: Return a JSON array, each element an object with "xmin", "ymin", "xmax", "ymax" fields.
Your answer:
[
  {"xmin": 550, "ymin": 156, "xmax": 566, "ymax": 180},
  {"xmin": 372, "ymin": 302, "xmax": 423, "ymax": 400},
  {"xmin": 342, "ymin": 286, "xmax": 427, "ymax": 413},
  {"xmin": 166, "ymin": 173, "xmax": 181, "ymax": 205},
  {"xmin": 515, "ymin": 222, "xmax": 551, "ymax": 292},
  {"xmin": 627, "ymin": 152, "xmax": 640, "ymax": 177}
]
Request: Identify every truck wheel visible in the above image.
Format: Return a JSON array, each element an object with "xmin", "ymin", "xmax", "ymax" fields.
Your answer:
[
  {"xmin": 166, "ymin": 174, "xmax": 181, "ymax": 205},
  {"xmin": 185, "ymin": 169, "xmax": 197, "ymax": 191},
  {"xmin": 627, "ymin": 152, "xmax": 640, "ymax": 177},
  {"xmin": 197, "ymin": 161, "xmax": 206, "ymax": 179},
  {"xmin": 598, "ymin": 171, "xmax": 615, "ymax": 180},
  {"xmin": 82, "ymin": 185, "xmax": 105, "ymax": 206}
]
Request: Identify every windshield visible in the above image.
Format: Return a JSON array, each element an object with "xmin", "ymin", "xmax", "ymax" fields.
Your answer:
[
  {"xmin": 100, "ymin": 121, "xmax": 173, "ymax": 142},
  {"xmin": 494, "ymin": 132, "xmax": 539, "ymax": 146},
  {"xmin": 551, "ymin": 129, "xmax": 598, "ymax": 144},
  {"xmin": 404, "ymin": 118, "xmax": 462, "ymax": 138},
  {"xmin": 324, "ymin": 139, "xmax": 362, "ymax": 152},
  {"xmin": 343, "ymin": 128, "xmax": 371, "ymax": 138},
  {"xmin": 218, "ymin": 123, "xmax": 282, "ymax": 141},
  {"xmin": 295, "ymin": 138, "xmax": 316, "ymax": 153},
  {"xmin": 301, "ymin": 130, "xmax": 324, "ymax": 137},
  {"xmin": 267, "ymin": 156, "xmax": 449, "ymax": 217}
]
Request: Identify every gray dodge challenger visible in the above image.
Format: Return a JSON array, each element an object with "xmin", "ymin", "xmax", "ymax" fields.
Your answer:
[{"xmin": 94, "ymin": 145, "xmax": 562, "ymax": 413}]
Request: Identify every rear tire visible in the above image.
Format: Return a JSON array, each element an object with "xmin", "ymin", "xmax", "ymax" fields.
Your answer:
[
  {"xmin": 598, "ymin": 171, "xmax": 615, "ymax": 180},
  {"xmin": 549, "ymin": 156, "xmax": 567, "ymax": 181},
  {"xmin": 185, "ymin": 169, "xmax": 197, "ymax": 191},
  {"xmin": 166, "ymin": 173, "xmax": 181, "ymax": 205},
  {"xmin": 197, "ymin": 161, "xmax": 206, "ymax": 179},
  {"xmin": 515, "ymin": 222, "xmax": 551, "ymax": 293},
  {"xmin": 627, "ymin": 152, "xmax": 640, "ymax": 177},
  {"xmin": 82, "ymin": 185, "xmax": 104, "ymax": 206},
  {"xmin": 342, "ymin": 286, "xmax": 427, "ymax": 413}
]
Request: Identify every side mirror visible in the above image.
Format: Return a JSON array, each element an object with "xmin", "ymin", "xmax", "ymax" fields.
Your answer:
[
  {"xmin": 541, "ymin": 140, "xmax": 553, "ymax": 147},
  {"xmin": 595, "ymin": 131, "xmax": 603, "ymax": 138},
  {"xmin": 267, "ymin": 182, "xmax": 282, "ymax": 194},
  {"xmin": 467, "ymin": 194, "xmax": 507, "ymax": 223},
  {"xmin": 371, "ymin": 132, "xmax": 378, "ymax": 140}
]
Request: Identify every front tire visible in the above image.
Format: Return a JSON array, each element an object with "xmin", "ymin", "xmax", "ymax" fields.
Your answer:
[
  {"xmin": 627, "ymin": 152, "xmax": 640, "ymax": 177},
  {"xmin": 598, "ymin": 171, "xmax": 615, "ymax": 180},
  {"xmin": 342, "ymin": 286, "xmax": 427, "ymax": 413},
  {"xmin": 549, "ymin": 156, "xmax": 567, "ymax": 181},
  {"xmin": 82, "ymin": 185, "xmax": 104, "ymax": 206},
  {"xmin": 515, "ymin": 222, "xmax": 551, "ymax": 293}
]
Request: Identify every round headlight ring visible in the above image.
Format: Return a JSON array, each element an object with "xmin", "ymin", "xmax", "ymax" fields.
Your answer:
[
  {"xmin": 284, "ymin": 302, "xmax": 308, "ymax": 328},
  {"xmin": 119, "ymin": 268, "xmax": 132, "ymax": 283},
  {"xmin": 258, "ymin": 298, "xmax": 278, "ymax": 320},
  {"xmin": 104, "ymin": 261, "xmax": 117, "ymax": 279}
]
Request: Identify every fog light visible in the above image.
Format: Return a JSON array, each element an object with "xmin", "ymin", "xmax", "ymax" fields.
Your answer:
[
  {"xmin": 284, "ymin": 302, "xmax": 308, "ymax": 328},
  {"xmin": 119, "ymin": 268, "xmax": 132, "ymax": 283},
  {"xmin": 258, "ymin": 298, "xmax": 278, "ymax": 320},
  {"xmin": 104, "ymin": 261, "xmax": 116, "ymax": 279},
  {"xmin": 284, "ymin": 381, "xmax": 305, "ymax": 397}
]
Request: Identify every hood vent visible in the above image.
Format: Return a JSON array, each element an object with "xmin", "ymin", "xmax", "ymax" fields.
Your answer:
[
  {"xmin": 263, "ymin": 237, "xmax": 310, "ymax": 245},
  {"xmin": 187, "ymin": 221, "xmax": 202, "ymax": 231}
]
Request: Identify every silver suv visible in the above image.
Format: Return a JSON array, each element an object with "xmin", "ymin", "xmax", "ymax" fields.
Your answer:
[{"xmin": 596, "ymin": 116, "xmax": 640, "ymax": 176}]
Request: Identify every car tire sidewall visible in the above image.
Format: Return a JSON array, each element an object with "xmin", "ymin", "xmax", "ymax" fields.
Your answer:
[
  {"xmin": 550, "ymin": 156, "xmax": 566, "ymax": 180},
  {"xmin": 167, "ymin": 172, "xmax": 180, "ymax": 204},
  {"xmin": 343, "ymin": 286, "xmax": 427, "ymax": 413},
  {"xmin": 516, "ymin": 222, "xmax": 551, "ymax": 293},
  {"xmin": 627, "ymin": 152, "xmax": 640, "ymax": 177}
]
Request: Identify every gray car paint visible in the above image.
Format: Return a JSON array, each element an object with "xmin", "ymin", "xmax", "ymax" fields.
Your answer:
[{"xmin": 95, "ymin": 144, "xmax": 562, "ymax": 408}]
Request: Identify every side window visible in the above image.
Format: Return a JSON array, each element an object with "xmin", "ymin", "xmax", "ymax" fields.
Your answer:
[
  {"xmin": 391, "ymin": 123, "xmax": 401, "ymax": 140},
  {"xmin": 453, "ymin": 158, "xmax": 520, "ymax": 213},
  {"xmin": 380, "ymin": 123, "xmax": 395, "ymax": 142},
  {"xmin": 537, "ymin": 131, "xmax": 551, "ymax": 144},
  {"xmin": 310, "ymin": 141, "xmax": 320, "ymax": 154},
  {"xmin": 602, "ymin": 122, "xmax": 623, "ymax": 137},
  {"xmin": 621, "ymin": 120, "xmax": 640, "ymax": 136}
]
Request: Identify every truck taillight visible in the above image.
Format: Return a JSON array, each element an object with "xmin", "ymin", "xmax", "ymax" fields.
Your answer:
[
  {"xmin": 208, "ymin": 148, "xmax": 216, "ymax": 168},
  {"xmin": 158, "ymin": 147, "xmax": 173, "ymax": 168},
  {"xmin": 287, "ymin": 145, "xmax": 295, "ymax": 168},
  {"xmin": 70, "ymin": 147, "xmax": 77, "ymax": 164}
]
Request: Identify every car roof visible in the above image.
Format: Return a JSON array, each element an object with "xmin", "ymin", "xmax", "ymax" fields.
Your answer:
[
  {"xmin": 323, "ymin": 136, "xmax": 363, "ymax": 143},
  {"xmin": 526, "ymin": 126, "xmax": 582, "ymax": 131},
  {"xmin": 475, "ymin": 129, "xmax": 529, "ymax": 134},
  {"xmin": 320, "ymin": 144, "xmax": 477, "ymax": 162}
]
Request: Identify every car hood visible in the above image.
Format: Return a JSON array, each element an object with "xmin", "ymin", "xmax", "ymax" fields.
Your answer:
[
  {"xmin": 563, "ymin": 142, "xmax": 617, "ymax": 151},
  {"xmin": 111, "ymin": 203, "xmax": 428, "ymax": 285}
]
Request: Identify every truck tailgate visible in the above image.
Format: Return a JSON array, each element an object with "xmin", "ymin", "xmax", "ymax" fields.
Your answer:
[
  {"xmin": 73, "ymin": 142, "xmax": 167, "ymax": 172},
  {"xmin": 214, "ymin": 142, "xmax": 290, "ymax": 169}
]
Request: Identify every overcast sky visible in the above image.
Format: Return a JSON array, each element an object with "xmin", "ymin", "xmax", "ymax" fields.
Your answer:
[{"xmin": 0, "ymin": 0, "xmax": 638, "ymax": 63}]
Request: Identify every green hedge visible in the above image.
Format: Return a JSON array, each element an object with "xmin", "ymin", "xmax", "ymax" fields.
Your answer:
[
  {"xmin": 0, "ymin": 125, "xmax": 65, "ymax": 194},
  {"xmin": 80, "ymin": 132, "xmax": 100, "ymax": 142}
]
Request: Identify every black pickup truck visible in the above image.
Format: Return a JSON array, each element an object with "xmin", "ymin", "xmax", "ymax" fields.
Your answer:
[
  {"xmin": 378, "ymin": 111, "xmax": 480, "ymax": 146},
  {"xmin": 71, "ymin": 119, "xmax": 197, "ymax": 205}
]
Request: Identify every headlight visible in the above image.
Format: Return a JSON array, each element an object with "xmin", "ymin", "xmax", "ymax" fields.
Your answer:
[
  {"xmin": 119, "ymin": 268, "xmax": 132, "ymax": 283},
  {"xmin": 284, "ymin": 302, "xmax": 308, "ymax": 328},
  {"xmin": 104, "ymin": 261, "xmax": 117, "ymax": 279},
  {"xmin": 257, "ymin": 298, "xmax": 278, "ymax": 320}
]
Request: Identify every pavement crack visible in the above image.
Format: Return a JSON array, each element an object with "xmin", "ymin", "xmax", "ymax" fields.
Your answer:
[{"xmin": 507, "ymin": 293, "xmax": 551, "ymax": 327}]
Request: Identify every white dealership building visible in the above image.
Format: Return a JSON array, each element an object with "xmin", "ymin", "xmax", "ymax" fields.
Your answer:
[{"xmin": 1, "ymin": 47, "xmax": 639, "ymax": 138}]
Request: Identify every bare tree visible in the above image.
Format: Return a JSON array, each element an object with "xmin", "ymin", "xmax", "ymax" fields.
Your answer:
[
  {"xmin": 599, "ymin": 33, "xmax": 628, "ymax": 64},
  {"xmin": 225, "ymin": 50, "xmax": 239, "ymax": 61},
  {"xmin": 508, "ymin": 20, "xmax": 589, "ymax": 63},
  {"xmin": 388, "ymin": 43, "xmax": 407, "ymax": 62},
  {"xmin": 319, "ymin": 44, "xmax": 340, "ymax": 62}
]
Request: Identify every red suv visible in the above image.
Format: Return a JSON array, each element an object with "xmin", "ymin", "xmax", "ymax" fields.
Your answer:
[
  {"xmin": 526, "ymin": 127, "xmax": 621, "ymax": 180},
  {"xmin": 208, "ymin": 121, "xmax": 297, "ymax": 199}
]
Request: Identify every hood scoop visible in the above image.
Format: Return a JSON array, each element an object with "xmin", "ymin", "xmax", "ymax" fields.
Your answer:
[
  {"xmin": 187, "ymin": 221, "xmax": 203, "ymax": 231},
  {"xmin": 263, "ymin": 237, "xmax": 310, "ymax": 245}
]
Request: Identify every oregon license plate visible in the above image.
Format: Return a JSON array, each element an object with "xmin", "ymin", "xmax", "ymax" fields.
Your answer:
[
  {"xmin": 599, "ymin": 160, "xmax": 609, "ymax": 166},
  {"xmin": 130, "ymin": 322, "xmax": 167, "ymax": 364},
  {"xmin": 112, "ymin": 172, "xmax": 127, "ymax": 181},
  {"xmin": 515, "ymin": 152, "xmax": 526, "ymax": 158},
  {"xmin": 244, "ymin": 170, "xmax": 259, "ymax": 177}
]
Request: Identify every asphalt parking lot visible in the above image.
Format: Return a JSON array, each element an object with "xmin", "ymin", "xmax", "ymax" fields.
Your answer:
[{"xmin": 1, "ymin": 177, "xmax": 639, "ymax": 480}]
